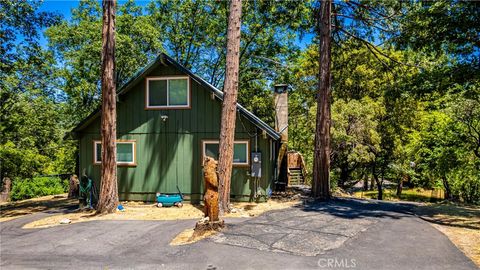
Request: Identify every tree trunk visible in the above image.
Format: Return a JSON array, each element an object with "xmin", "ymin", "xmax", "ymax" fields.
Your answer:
[
  {"xmin": 372, "ymin": 163, "xmax": 382, "ymax": 200},
  {"xmin": 363, "ymin": 177, "xmax": 368, "ymax": 191},
  {"xmin": 312, "ymin": 0, "xmax": 332, "ymax": 200},
  {"xmin": 96, "ymin": 0, "xmax": 118, "ymax": 214},
  {"xmin": 396, "ymin": 174, "xmax": 405, "ymax": 196},
  {"xmin": 218, "ymin": 0, "xmax": 242, "ymax": 214},
  {"xmin": 442, "ymin": 176, "xmax": 452, "ymax": 200},
  {"xmin": 377, "ymin": 181, "xmax": 383, "ymax": 200},
  {"xmin": 378, "ymin": 168, "xmax": 385, "ymax": 200},
  {"xmin": 339, "ymin": 166, "xmax": 349, "ymax": 189}
]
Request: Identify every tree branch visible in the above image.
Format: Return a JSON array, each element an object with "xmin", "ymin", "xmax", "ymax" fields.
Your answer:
[
  {"xmin": 335, "ymin": 26, "xmax": 420, "ymax": 68},
  {"xmin": 346, "ymin": 1, "xmax": 401, "ymax": 21}
]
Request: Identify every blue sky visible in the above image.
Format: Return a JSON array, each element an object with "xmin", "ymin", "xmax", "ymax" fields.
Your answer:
[{"xmin": 38, "ymin": 0, "xmax": 151, "ymax": 18}]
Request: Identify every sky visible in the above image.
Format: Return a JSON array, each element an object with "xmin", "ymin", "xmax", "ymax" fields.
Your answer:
[{"xmin": 38, "ymin": 0, "xmax": 152, "ymax": 19}]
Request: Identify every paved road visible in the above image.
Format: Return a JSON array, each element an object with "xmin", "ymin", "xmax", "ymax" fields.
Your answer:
[{"xmin": 0, "ymin": 198, "xmax": 477, "ymax": 270}]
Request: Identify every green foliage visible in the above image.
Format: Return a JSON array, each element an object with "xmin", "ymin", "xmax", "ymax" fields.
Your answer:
[
  {"xmin": 409, "ymin": 92, "xmax": 480, "ymax": 204},
  {"xmin": 0, "ymin": 141, "xmax": 48, "ymax": 179},
  {"xmin": 46, "ymin": 0, "xmax": 164, "ymax": 125},
  {"xmin": 10, "ymin": 177, "xmax": 68, "ymax": 201},
  {"xmin": 2, "ymin": 0, "xmax": 479, "ymax": 205},
  {"xmin": 331, "ymin": 97, "xmax": 384, "ymax": 187},
  {"xmin": 0, "ymin": 0, "xmax": 60, "ymax": 76},
  {"xmin": 397, "ymin": 1, "xmax": 480, "ymax": 57},
  {"xmin": 0, "ymin": 0, "xmax": 76, "ymax": 180}
]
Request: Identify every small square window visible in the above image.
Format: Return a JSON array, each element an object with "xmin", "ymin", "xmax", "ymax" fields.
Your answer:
[
  {"xmin": 117, "ymin": 143, "xmax": 134, "ymax": 163},
  {"xmin": 204, "ymin": 143, "xmax": 219, "ymax": 160},
  {"xmin": 202, "ymin": 140, "xmax": 249, "ymax": 166},
  {"xmin": 146, "ymin": 77, "xmax": 189, "ymax": 109},
  {"xmin": 94, "ymin": 141, "xmax": 136, "ymax": 166},
  {"xmin": 233, "ymin": 143, "xmax": 247, "ymax": 163}
]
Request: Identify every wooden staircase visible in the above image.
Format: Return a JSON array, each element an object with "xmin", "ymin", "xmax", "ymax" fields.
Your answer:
[{"xmin": 288, "ymin": 168, "xmax": 305, "ymax": 186}]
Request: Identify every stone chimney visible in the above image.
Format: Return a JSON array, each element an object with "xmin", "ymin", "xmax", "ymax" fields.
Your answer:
[{"xmin": 274, "ymin": 84, "xmax": 288, "ymax": 142}]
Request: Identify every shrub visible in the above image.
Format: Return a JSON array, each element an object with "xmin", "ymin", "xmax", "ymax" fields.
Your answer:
[
  {"xmin": 449, "ymin": 168, "xmax": 480, "ymax": 205},
  {"xmin": 10, "ymin": 177, "xmax": 68, "ymax": 201}
]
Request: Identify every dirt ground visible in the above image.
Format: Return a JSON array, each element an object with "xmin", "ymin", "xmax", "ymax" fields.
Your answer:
[
  {"xmin": 170, "ymin": 227, "xmax": 219, "ymax": 246},
  {"xmin": 414, "ymin": 202, "xmax": 480, "ymax": 267},
  {"xmin": 0, "ymin": 194, "xmax": 77, "ymax": 222},
  {"xmin": 22, "ymin": 199, "xmax": 300, "ymax": 229}
]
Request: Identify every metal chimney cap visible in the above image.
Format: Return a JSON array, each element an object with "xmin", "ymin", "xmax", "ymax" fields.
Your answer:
[{"xmin": 274, "ymin": 84, "xmax": 288, "ymax": 93}]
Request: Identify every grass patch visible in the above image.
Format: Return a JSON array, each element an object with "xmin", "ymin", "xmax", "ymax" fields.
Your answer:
[{"xmin": 353, "ymin": 188, "xmax": 444, "ymax": 203}]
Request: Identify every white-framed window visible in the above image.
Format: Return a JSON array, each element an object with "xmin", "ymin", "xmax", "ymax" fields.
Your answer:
[
  {"xmin": 146, "ymin": 76, "xmax": 190, "ymax": 109},
  {"xmin": 94, "ymin": 140, "xmax": 136, "ymax": 166},
  {"xmin": 202, "ymin": 140, "xmax": 249, "ymax": 166}
]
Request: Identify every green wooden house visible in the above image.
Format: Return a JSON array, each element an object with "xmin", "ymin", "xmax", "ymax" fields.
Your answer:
[{"xmin": 71, "ymin": 53, "xmax": 282, "ymax": 202}]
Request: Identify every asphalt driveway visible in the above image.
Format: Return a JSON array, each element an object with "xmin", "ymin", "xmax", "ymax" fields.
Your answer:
[{"xmin": 0, "ymin": 198, "xmax": 477, "ymax": 270}]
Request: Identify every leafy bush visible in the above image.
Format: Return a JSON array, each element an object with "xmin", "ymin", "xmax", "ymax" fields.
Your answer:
[
  {"xmin": 10, "ymin": 177, "xmax": 68, "ymax": 201},
  {"xmin": 449, "ymin": 168, "xmax": 480, "ymax": 205}
]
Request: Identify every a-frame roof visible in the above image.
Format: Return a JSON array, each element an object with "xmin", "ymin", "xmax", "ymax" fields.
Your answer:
[{"xmin": 72, "ymin": 53, "xmax": 281, "ymax": 141}]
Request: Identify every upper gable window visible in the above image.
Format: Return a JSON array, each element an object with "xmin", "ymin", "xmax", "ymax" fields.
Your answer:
[{"xmin": 146, "ymin": 77, "xmax": 190, "ymax": 109}]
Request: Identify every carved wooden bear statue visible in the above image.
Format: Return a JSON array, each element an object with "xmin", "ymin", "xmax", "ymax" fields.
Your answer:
[{"xmin": 203, "ymin": 156, "xmax": 219, "ymax": 222}]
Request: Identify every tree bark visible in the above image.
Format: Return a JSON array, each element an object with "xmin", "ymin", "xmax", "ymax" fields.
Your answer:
[
  {"xmin": 376, "ymin": 181, "xmax": 383, "ymax": 200},
  {"xmin": 218, "ymin": 0, "xmax": 242, "ymax": 214},
  {"xmin": 372, "ymin": 163, "xmax": 383, "ymax": 200},
  {"xmin": 442, "ymin": 176, "xmax": 452, "ymax": 200},
  {"xmin": 312, "ymin": 0, "xmax": 331, "ymax": 200},
  {"xmin": 396, "ymin": 174, "xmax": 406, "ymax": 196},
  {"xmin": 96, "ymin": 0, "xmax": 118, "ymax": 214},
  {"xmin": 339, "ymin": 165, "xmax": 349, "ymax": 189},
  {"xmin": 363, "ymin": 177, "xmax": 369, "ymax": 191}
]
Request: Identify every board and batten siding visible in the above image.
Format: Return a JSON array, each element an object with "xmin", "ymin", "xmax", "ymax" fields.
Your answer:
[{"xmin": 78, "ymin": 64, "xmax": 274, "ymax": 202}]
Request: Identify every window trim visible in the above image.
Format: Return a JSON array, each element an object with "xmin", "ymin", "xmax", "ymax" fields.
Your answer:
[
  {"xmin": 201, "ymin": 139, "xmax": 250, "ymax": 166},
  {"xmin": 93, "ymin": 140, "xmax": 137, "ymax": 166},
  {"xmin": 145, "ymin": 76, "xmax": 191, "ymax": 109}
]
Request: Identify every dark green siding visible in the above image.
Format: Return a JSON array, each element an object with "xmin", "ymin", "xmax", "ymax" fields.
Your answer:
[{"xmin": 78, "ymin": 63, "xmax": 275, "ymax": 202}]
